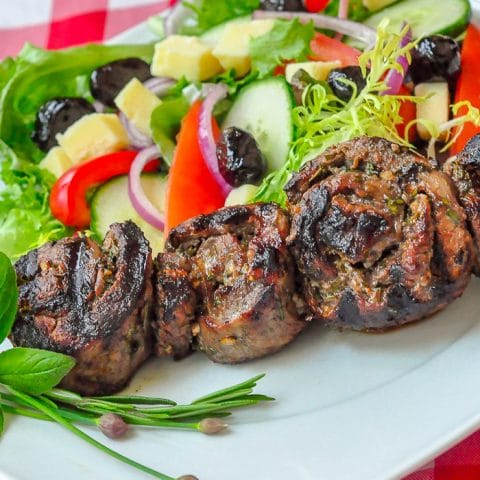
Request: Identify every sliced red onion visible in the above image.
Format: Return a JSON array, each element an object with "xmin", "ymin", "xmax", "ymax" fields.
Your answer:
[
  {"xmin": 198, "ymin": 84, "xmax": 232, "ymax": 197},
  {"xmin": 253, "ymin": 10, "xmax": 376, "ymax": 47},
  {"xmin": 143, "ymin": 77, "xmax": 176, "ymax": 96},
  {"xmin": 382, "ymin": 23, "xmax": 412, "ymax": 96},
  {"xmin": 338, "ymin": 0, "xmax": 349, "ymax": 19},
  {"xmin": 335, "ymin": 0, "xmax": 349, "ymax": 40},
  {"xmin": 119, "ymin": 112, "xmax": 154, "ymax": 150},
  {"xmin": 128, "ymin": 145, "xmax": 165, "ymax": 231}
]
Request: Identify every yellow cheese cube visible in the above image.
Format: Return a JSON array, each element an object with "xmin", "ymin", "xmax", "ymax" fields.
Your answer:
[
  {"xmin": 151, "ymin": 35, "xmax": 222, "ymax": 82},
  {"xmin": 57, "ymin": 113, "xmax": 129, "ymax": 165},
  {"xmin": 285, "ymin": 61, "xmax": 342, "ymax": 83},
  {"xmin": 414, "ymin": 82, "xmax": 450, "ymax": 141},
  {"xmin": 114, "ymin": 78, "xmax": 161, "ymax": 137},
  {"xmin": 39, "ymin": 146, "xmax": 73, "ymax": 178},
  {"xmin": 212, "ymin": 20, "xmax": 275, "ymax": 78}
]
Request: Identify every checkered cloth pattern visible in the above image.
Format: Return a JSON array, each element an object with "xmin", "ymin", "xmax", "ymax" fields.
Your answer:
[{"xmin": 1, "ymin": 1, "xmax": 480, "ymax": 479}]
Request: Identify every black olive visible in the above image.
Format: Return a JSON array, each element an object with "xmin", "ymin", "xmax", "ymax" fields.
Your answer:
[
  {"xmin": 32, "ymin": 97, "xmax": 95, "ymax": 152},
  {"xmin": 327, "ymin": 66, "xmax": 367, "ymax": 103},
  {"xmin": 260, "ymin": 0, "xmax": 305, "ymax": 11},
  {"xmin": 409, "ymin": 35, "xmax": 460, "ymax": 86},
  {"xmin": 90, "ymin": 58, "xmax": 152, "ymax": 107},
  {"xmin": 217, "ymin": 127, "xmax": 267, "ymax": 188}
]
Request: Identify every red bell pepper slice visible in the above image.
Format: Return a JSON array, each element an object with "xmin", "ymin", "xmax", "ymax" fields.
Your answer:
[
  {"xmin": 50, "ymin": 150, "xmax": 158, "ymax": 228},
  {"xmin": 164, "ymin": 101, "xmax": 225, "ymax": 235},
  {"xmin": 451, "ymin": 25, "xmax": 480, "ymax": 155},
  {"xmin": 309, "ymin": 32, "xmax": 361, "ymax": 67}
]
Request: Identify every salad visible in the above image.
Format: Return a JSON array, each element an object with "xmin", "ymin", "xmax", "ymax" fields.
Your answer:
[
  {"xmin": 1, "ymin": 0, "xmax": 480, "ymax": 479},
  {"xmin": 0, "ymin": 0, "xmax": 477, "ymax": 262}
]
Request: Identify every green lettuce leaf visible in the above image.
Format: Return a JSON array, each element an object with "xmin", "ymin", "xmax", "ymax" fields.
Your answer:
[
  {"xmin": 250, "ymin": 19, "xmax": 315, "ymax": 78},
  {"xmin": 151, "ymin": 95, "xmax": 190, "ymax": 165},
  {"xmin": 324, "ymin": 0, "xmax": 371, "ymax": 22},
  {"xmin": 181, "ymin": 0, "xmax": 259, "ymax": 35},
  {"xmin": 0, "ymin": 141, "xmax": 70, "ymax": 260},
  {"xmin": 0, "ymin": 43, "xmax": 153, "ymax": 163}
]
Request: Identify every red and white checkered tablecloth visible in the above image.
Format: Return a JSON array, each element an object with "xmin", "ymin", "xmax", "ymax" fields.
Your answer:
[{"xmin": 1, "ymin": 1, "xmax": 480, "ymax": 479}]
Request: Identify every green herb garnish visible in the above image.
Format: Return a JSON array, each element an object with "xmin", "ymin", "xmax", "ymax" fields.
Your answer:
[{"xmin": 0, "ymin": 252, "xmax": 273, "ymax": 479}]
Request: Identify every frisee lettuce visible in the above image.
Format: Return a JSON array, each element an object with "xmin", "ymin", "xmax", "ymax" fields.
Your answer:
[
  {"xmin": 0, "ymin": 141, "xmax": 70, "ymax": 260},
  {"xmin": 254, "ymin": 20, "xmax": 421, "ymax": 205},
  {"xmin": 250, "ymin": 19, "xmax": 315, "ymax": 78},
  {"xmin": 0, "ymin": 43, "xmax": 153, "ymax": 163}
]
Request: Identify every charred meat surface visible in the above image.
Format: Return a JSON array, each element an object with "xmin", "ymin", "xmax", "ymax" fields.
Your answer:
[
  {"xmin": 11, "ymin": 222, "xmax": 153, "ymax": 396},
  {"xmin": 286, "ymin": 136, "xmax": 474, "ymax": 331},
  {"xmin": 152, "ymin": 253, "xmax": 197, "ymax": 359},
  {"xmin": 443, "ymin": 134, "xmax": 480, "ymax": 275},
  {"xmin": 166, "ymin": 203, "xmax": 306, "ymax": 363}
]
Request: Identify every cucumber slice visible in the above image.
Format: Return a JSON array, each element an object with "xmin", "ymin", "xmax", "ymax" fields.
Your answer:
[
  {"xmin": 200, "ymin": 15, "xmax": 252, "ymax": 47},
  {"xmin": 363, "ymin": 0, "xmax": 471, "ymax": 38},
  {"xmin": 222, "ymin": 77, "xmax": 294, "ymax": 173},
  {"xmin": 91, "ymin": 174, "xmax": 167, "ymax": 255}
]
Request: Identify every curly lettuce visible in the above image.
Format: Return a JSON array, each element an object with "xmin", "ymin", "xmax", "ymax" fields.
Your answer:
[
  {"xmin": 0, "ymin": 141, "xmax": 70, "ymax": 260},
  {"xmin": 254, "ymin": 20, "xmax": 420, "ymax": 205}
]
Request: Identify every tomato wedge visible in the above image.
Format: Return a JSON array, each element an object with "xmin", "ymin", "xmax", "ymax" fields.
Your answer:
[
  {"xmin": 309, "ymin": 32, "xmax": 361, "ymax": 66},
  {"xmin": 165, "ymin": 101, "xmax": 225, "ymax": 235},
  {"xmin": 396, "ymin": 85, "xmax": 417, "ymax": 143},
  {"xmin": 451, "ymin": 25, "xmax": 480, "ymax": 154},
  {"xmin": 50, "ymin": 151, "xmax": 158, "ymax": 228}
]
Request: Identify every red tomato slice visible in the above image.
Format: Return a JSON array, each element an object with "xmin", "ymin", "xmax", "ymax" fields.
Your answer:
[
  {"xmin": 165, "ymin": 101, "xmax": 225, "ymax": 235},
  {"xmin": 310, "ymin": 32, "xmax": 361, "ymax": 67},
  {"xmin": 304, "ymin": 0, "xmax": 330, "ymax": 12}
]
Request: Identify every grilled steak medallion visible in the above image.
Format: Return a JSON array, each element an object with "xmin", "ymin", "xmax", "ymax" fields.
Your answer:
[
  {"xmin": 443, "ymin": 134, "xmax": 480, "ymax": 275},
  {"xmin": 285, "ymin": 136, "xmax": 474, "ymax": 331},
  {"xmin": 152, "ymin": 253, "xmax": 197, "ymax": 359},
  {"xmin": 166, "ymin": 203, "xmax": 306, "ymax": 363},
  {"xmin": 11, "ymin": 222, "xmax": 153, "ymax": 396}
]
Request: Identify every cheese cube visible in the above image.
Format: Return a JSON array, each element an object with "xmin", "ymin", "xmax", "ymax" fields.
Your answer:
[
  {"xmin": 115, "ymin": 78, "xmax": 161, "ymax": 137},
  {"xmin": 285, "ymin": 61, "xmax": 342, "ymax": 84},
  {"xmin": 57, "ymin": 113, "xmax": 129, "ymax": 165},
  {"xmin": 414, "ymin": 82, "xmax": 450, "ymax": 141},
  {"xmin": 39, "ymin": 146, "xmax": 73, "ymax": 178},
  {"xmin": 151, "ymin": 35, "xmax": 222, "ymax": 82},
  {"xmin": 212, "ymin": 20, "xmax": 275, "ymax": 78}
]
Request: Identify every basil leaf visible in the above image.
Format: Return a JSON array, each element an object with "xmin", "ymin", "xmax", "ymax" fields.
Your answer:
[
  {"xmin": 0, "ymin": 348, "xmax": 75, "ymax": 395},
  {"xmin": 0, "ymin": 405, "xmax": 3, "ymax": 436},
  {"xmin": 0, "ymin": 252, "xmax": 18, "ymax": 343}
]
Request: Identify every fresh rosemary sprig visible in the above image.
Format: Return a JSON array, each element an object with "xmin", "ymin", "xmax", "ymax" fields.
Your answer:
[
  {"xmin": 0, "ymin": 374, "xmax": 272, "ymax": 479},
  {"xmin": 0, "ymin": 252, "xmax": 274, "ymax": 479}
]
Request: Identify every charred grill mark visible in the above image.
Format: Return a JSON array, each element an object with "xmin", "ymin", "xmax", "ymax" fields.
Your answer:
[
  {"xmin": 287, "ymin": 136, "xmax": 474, "ymax": 331},
  {"xmin": 443, "ymin": 134, "xmax": 480, "ymax": 275},
  {"xmin": 10, "ymin": 222, "xmax": 153, "ymax": 396},
  {"xmin": 166, "ymin": 203, "xmax": 306, "ymax": 364}
]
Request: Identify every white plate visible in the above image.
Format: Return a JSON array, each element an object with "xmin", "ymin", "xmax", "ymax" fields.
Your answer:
[{"xmin": 2, "ymin": 5, "xmax": 480, "ymax": 480}]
